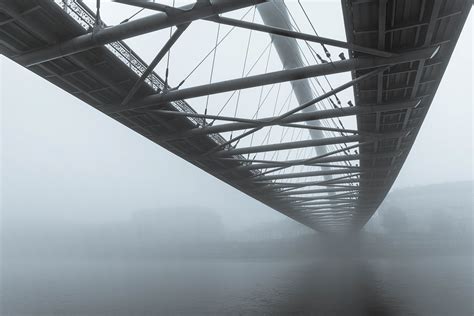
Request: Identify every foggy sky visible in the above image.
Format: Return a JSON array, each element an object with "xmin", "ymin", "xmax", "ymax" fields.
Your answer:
[{"xmin": 1, "ymin": 1, "xmax": 472, "ymax": 230}]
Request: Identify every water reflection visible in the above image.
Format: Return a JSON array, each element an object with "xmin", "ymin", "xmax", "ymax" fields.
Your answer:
[
  {"xmin": 243, "ymin": 258, "xmax": 402, "ymax": 316},
  {"xmin": 3, "ymin": 247, "xmax": 474, "ymax": 316}
]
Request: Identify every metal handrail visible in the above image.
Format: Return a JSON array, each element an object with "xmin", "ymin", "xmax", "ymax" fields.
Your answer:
[
  {"xmin": 52, "ymin": 0, "xmax": 205, "ymax": 127},
  {"xmin": 51, "ymin": 0, "xmax": 259, "ymax": 175}
]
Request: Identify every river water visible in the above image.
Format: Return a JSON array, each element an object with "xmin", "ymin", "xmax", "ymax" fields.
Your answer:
[{"xmin": 2, "ymin": 256, "xmax": 472, "ymax": 315}]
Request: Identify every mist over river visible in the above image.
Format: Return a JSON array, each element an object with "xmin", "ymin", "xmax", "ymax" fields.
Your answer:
[
  {"xmin": 2, "ymin": 182, "xmax": 473, "ymax": 315},
  {"xmin": 2, "ymin": 255, "xmax": 473, "ymax": 316}
]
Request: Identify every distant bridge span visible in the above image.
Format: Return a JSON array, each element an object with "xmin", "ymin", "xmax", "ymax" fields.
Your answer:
[{"xmin": 1, "ymin": 0, "xmax": 470, "ymax": 232}]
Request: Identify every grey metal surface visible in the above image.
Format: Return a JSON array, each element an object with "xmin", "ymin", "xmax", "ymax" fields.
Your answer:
[
  {"xmin": 341, "ymin": 0, "xmax": 471, "ymax": 228},
  {"xmin": 0, "ymin": 0, "xmax": 470, "ymax": 232}
]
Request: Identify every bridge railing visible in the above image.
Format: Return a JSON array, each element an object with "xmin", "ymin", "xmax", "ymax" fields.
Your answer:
[
  {"xmin": 52, "ymin": 0, "xmax": 238, "ymax": 152},
  {"xmin": 50, "ymin": 0, "xmax": 262, "ymax": 176}
]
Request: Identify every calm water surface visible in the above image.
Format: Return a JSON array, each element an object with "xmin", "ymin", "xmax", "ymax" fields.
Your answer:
[{"xmin": 2, "ymin": 256, "xmax": 473, "ymax": 315}]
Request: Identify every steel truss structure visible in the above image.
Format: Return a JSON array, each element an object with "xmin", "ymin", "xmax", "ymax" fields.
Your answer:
[{"xmin": 1, "ymin": 0, "xmax": 471, "ymax": 231}]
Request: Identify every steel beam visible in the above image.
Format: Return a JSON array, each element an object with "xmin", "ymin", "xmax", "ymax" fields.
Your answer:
[
  {"xmin": 273, "ymin": 180, "xmax": 359, "ymax": 190},
  {"xmin": 286, "ymin": 190, "xmax": 359, "ymax": 199},
  {"xmin": 114, "ymin": 0, "xmax": 183, "ymax": 14},
  {"xmin": 299, "ymin": 211, "xmax": 354, "ymax": 217},
  {"xmin": 253, "ymin": 142, "xmax": 367, "ymax": 177},
  {"xmin": 293, "ymin": 200, "xmax": 356, "ymax": 207},
  {"xmin": 291, "ymin": 200, "xmax": 358, "ymax": 207},
  {"xmin": 235, "ymin": 150, "xmax": 403, "ymax": 172},
  {"xmin": 297, "ymin": 206, "xmax": 356, "ymax": 212},
  {"xmin": 300, "ymin": 212, "xmax": 355, "ymax": 217},
  {"xmin": 215, "ymin": 129, "xmax": 407, "ymax": 157},
  {"xmin": 305, "ymin": 164, "xmax": 361, "ymax": 170},
  {"xmin": 121, "ymin": 23, "xmax": 190, "ymax": 105},
  {"xmin": 199, "ymin": 66, "xmax": 383, "ymax": 155},
  {"xmin": 295, "ymin": 195, "xmax": 357, "ymax": 207},
  {"xmin": 14, "ymin": 0, "xmax": 264, "ymax": 66},
  {"xmin": 103, "ymin": 47, "xmax": 435, "ymax": 113},
  {"xmin": 149, "ymin": 109, "xmax": 259, "ymax": 125},
  {"xmin": 161, "ymin": 99, "xmax": 419, "ymax": 138},
  {"xmin": 300, "ymin": 208, "xmax": 354, "ymax": 217},
  {"xmin": 303, "ymin": 216, "xmax": 353, "ymax": 222},
  {"xmin": 215, "ymin": 135, "xmax": 362, "ymax": 157},
  {"xmin": 208, "ymin": 15, "xmax": 394, "ymax": 57},
  {"xmin": 291, "ymin": 199, "xmax": 356, "ymax": 206},
  {"xmin": 273, "ymin": 177, "xmax": 361, "ymax": 188},
  {"xmin": 282, "ymin": 123, "xmax": 359, "ymax": 135},
  {"xmin": 258, "ymin": 0, "xmax": 334, "ymax": 182},
  {"xmin": 295, "ymin": 206, "xmax": 357, "ymax": 212},
  {"xmin": 119, "ymin": 1, "xmax": 392, "ymax": 59},
  {"xmin": 284, "ymin": 188, "xmax": 359, "ymax": 195},
  {"xmin": 254, "ymin": 157, "xmax": 362, "ymax": 177},
  {"xmin": 256, "ymin": 169, "xmax": 359, "ymax": 181}
]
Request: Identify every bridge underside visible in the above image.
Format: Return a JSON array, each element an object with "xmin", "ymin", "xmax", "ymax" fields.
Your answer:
[
  {"xmin": 342, "ymin": 0, "xmax": 471, "ymax": 229},
  {"xmin": 1, "ymin": 0, "xmax": 470, "ymax": 232}
]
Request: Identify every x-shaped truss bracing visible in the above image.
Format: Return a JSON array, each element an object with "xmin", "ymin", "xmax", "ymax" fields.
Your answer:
[{"xmin": 10, "ymin": 0, "xmax": 465, "ymax": 232}]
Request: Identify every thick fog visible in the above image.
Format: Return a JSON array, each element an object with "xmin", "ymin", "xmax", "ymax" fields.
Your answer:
[
  {"xmin": 1, "ymin": 1, "xmax": 473, "ymax": 315},
  {"xmin": 1, "ymin": 1, "xmax": 472, "ymax": 230}
]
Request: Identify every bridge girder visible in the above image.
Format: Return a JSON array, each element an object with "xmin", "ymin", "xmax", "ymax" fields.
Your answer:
[
  {"xmin": 2, "ymin": 0, "xmax": 469, "ymax": 233},
  {"xmin": 103, "ymin": 47, "xmax": 435, "ymax": 114},
  {"xmin": 153, "ymin": 99, "xmax": 419, "ymax": 140},
  {"xmin": 14, "ymin": 0, "xmax": 265, "ymax": 66}
]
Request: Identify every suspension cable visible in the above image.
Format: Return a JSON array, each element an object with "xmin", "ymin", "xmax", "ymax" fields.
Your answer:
[
  {"xmin": 261, "ymin": 82, "xmax": 282, "ymax": 161},
  {"xmin": 273, "ymin": 2, "xmax": 342, "ymax": 127},
  {"xmin": 297, "ymin": 0, "xmax": 331, "ymax": 59},
  {"xmin": 282, "ymin": 2, "xmax": 340, "ymax": 104},
  {"xmin": 164, "ymin": 0, "xmax": 176, "ymax": 88},
  {"xmin": 231, "ymin": 6, "xmax": 257, "ymax": 140},
  {"xmin": 211, "ymin": 40, "xmax": 273, "ymax": 123},
  {"xmin": 204, "ymin": 22, "xmax": 221, "ymax": 119},
  {"xmin": 120, "ymin": 8, "xmax": 145, "ymax": 24},
  {"xmin": 249, "ymin": 39, "xmax": 273, "ymax": 155},
  {"xmin": 95, "ymin": 0, "xmax": 102, "ymax": 27},
  {"xmin": 281, "ymin": 2, "xmax": 355, "ymax": 164},
  {"xmin": 176, "ymin": 7, "xmax": 254, "ymax": 90}
]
